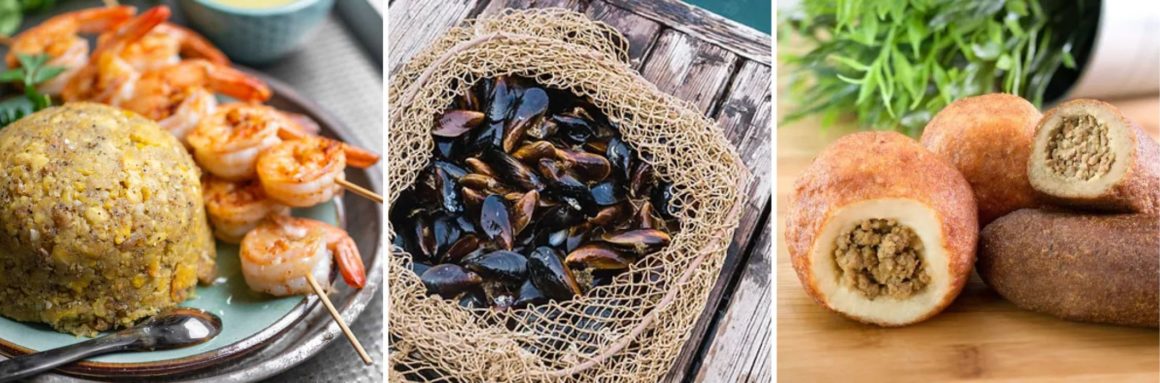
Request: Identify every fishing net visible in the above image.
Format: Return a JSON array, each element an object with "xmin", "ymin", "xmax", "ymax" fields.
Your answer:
[{"xmin": 388, "ymin": 9, "xmax": 748, "ymax": 382}]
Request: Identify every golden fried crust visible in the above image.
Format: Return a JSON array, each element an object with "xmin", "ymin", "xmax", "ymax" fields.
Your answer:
[
  {"xmin": 1033, "ymin": 99, "xmax": 1160, "ymax": 213},
  {"xmin": 786, "ymin": 131, "xmax": 978, "ymax": 325},
  {"xmin": 978, "ymin": 209, "xmax": 1159, "ymax": 327},
  {"xmin": 921, "ymin": 93, "xmax": 1041, "ymax": 225}
]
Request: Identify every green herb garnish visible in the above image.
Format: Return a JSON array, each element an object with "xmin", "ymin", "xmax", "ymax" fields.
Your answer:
[
  {"xmin": 781, "ymin": 0, "xmax": 1098, "ymax": 136},
  {"xmin": 0, "ymin": 0, "xmax": 60, "ymax": 36},
  {"xmin": 1, "ymin": 53, "xmax": 64, "ymax": 126}
]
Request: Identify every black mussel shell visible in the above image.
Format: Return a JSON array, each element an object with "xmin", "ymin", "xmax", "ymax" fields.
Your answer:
[
  {"xmin": 528, "ymin": 246, "xmax": 583, "ymax": 301},
  {"xmin": 606, "ymin": 137, "xmax": 633, "ymax": 180},
  {"xmin": 481, "ymin": 147, "xmax": 544, "ymax": 191},
  {"xmin": 457, "ymin": 288, "xmax": 489, "ymax": 309},
  {"xmin": 421, "ymin": 264, "xmax": 483, "ymax": 299},
  {"xmin": 464, "ymin": 250, "xmax": 528, "ymax": 281},
  {"xmin": 443, "ymin": 233, "xmax": 480, "ymax": 263},
  {"xmin": 552, "ymin": 114, "xmax": 593, "ymax": 144},
  {"xmin": 411, "ymin": 261, "xmax": 433, "ymax": 277},
  {"xmin": 514, "ymin": 280, "xmax": 548, "ymax": 308},
  {"xmin": 464, "ymin": 157, "xmax": 496, "ymax": 178},
  {"xmin": 485, "ymin": 76, "xmax": 519, "ymax": 123},
  {"xmin": 539, "ymin": 159, "xmax": 599, "ymax": 215},
  {"xmin": 565, "ymin": 242, "xmax": 632, "ymax": 270},
  {"xmin": 546, "ymin": 228, "xmax": 568, "ymax": 248},
  {"xmin": 433, "ymin": 110, "xmax": 485, "ymax": 138},
  {"xmin": 589, "ymin": 202, "xmax": 629, "ymax": 228},
  {"xmin": 435, "ymin": 167, "xmax": 464, "ymax": 215},
  {"xmin": 412, "ymin": 215, "xmax": 436, "ymax": 261},
  {"xmin": 434, "ymin": 136, "xmax": 467, "ymax": 160},
  {"xmin": 564, "ymin": 226, "xmax": 588, "ymax": 253},
  {"xmin": 634, "ymin": 201, "xmax": 665, "ymax": 230},
  {"xmin": 510, "ymin": 190, "xmax": 539, "ymax": 236},
  {"xmin": 602, "ymin": 229, "xmax": 672, "ymax": 255},
  {"xmin": 455, "ymin": 215, "xmax": 477, "ymax": 234},
  {"xmin": 511, "ymin": 141, "xmax": 557, "ymax": 163},
  {"xmin": 557, "ymin": 148, "xmax": 611, "ymax": 182},
  {"xmin": 651, "ymin": 181, "xmax": 677, "ymax": 219},
  {"xmin": 629, "ymin": 162, "xmax": 653, "ymax": 198},
  {"xmin": 434, "ymin": 160, "xmax": 468, "ymax": 179},
  {"xmin": 590, "ymin": 179, "xmax": 623, "ymax": 206},
  {"xmin": 461, "ymin": 186, "xmax": 487, "ymax": 216},
  {"xmin": 535, "ymin": 205, "xmax": 585, "ymax": 232},
  {"xmin": 472, "ymin": 78, "xmax": 494, "ymax": 111},
  {"xmin": 470, "ymin": 121, "xmax": 505, "ymax": 153},
  {"xmin": 479, "ymin": 195, "xmax": 514, "ymax": 250},
  {"xmin": 431, "ymin": 215, "xmax": 463, "ymax": 259},
  {"xmin": 504, "ymin": 87, "xmax": 549, "ymax": 152},
  {"xmin": 590, "ymin": 269, "xmax": 619, "ymax": 288}
]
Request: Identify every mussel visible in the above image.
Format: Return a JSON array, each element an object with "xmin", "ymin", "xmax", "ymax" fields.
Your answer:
[
  {"xmin": 421, "ymin": 264, "xmax": 483, "ymax": 299},
  {"xmin": 566, "ymin": 243, "xmax": 632, "ymax": 270},
  {"xmin": 464, "ymin": 250, "xmax": 527, "ymax": 281},
  {"xmin": 479, "ymin": 195, "xmax": 514, "ymax": 250},
  {"xmin": 395, "ymin": 75, "xmax": 682, "ymax": 312},
  {"xmin": 528, "ymin": 246, "xmax": 583, "ymax": 300}
]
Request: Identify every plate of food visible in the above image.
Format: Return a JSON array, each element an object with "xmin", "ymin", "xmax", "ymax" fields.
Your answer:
[{"xmin": 0, "ymin": 4, "xmax": 382, "ymax": 381}]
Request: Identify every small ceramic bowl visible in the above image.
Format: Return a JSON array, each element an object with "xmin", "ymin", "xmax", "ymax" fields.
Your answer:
[{"xmin": 178, "ymin": 0, "xmax": 335, "ymax": 65}]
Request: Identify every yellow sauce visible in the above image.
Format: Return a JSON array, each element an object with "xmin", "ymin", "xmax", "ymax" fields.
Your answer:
[{"xmin": 211, "ymin": 0, "xmax": 300, "ymax": 9}]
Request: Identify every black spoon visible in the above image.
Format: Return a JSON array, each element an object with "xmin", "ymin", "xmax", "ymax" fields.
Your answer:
[{"xmin": 0, "ymin": 307, "xmax": 222, "ymax": 382}]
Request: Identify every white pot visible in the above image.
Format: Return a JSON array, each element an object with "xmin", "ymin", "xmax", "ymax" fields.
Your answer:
[{"xmin": 1064, "ymin": 0, "xmax": 1160, "ymax": 99}]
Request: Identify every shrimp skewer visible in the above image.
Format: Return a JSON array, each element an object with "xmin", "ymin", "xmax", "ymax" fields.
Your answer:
[
  {"xmin": 240, "ymin": 215, "xmax": 366, "ymax": 293},
  {"xmin": 5, "ymin": 5, "xmax": 135, "ymax": 95},
  {"xmin": 239, "ymin": 215, "xmax": 372, "ymax": 365},
  {"xmin": 188, "ymin": 103, "xmax": 290, "ymax": 180},
  {"xmin": 276, "ymin": 123, "xmax": 380, "ymax": 168},
  {"xmin": 203, "ymin": 175, "xmax": 290, "ymax": 243},
  {"xmin": 256, "ymin": 135, "xmax": 382, "ymax": 207}
]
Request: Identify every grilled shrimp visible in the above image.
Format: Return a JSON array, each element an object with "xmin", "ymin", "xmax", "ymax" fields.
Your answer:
[
  {"xmin": 276, "ymin": 127, "xmax": 381, "ymax": 169},
  {"xmin": 106, "ymin": 22, "xmax": 228, "ymax": 71},
  {"xmin": 5, "ymin": 5, "xmax": 135, "ymax": 95},
  {"xmin": 203, "ymin": 175, "xmax": 290, "ymax": 244},
  {"xmin": 188, "ymin": 103, "xmax": 290, "ymax": 180},
  {"xmin": 121, "ymin": 59, "xmax": 271, "ymax": 142},
  {"xmin": 240, "ymin": 215, "xmax": 366, "ymax": 296},
  {"xmin": 60, "ymin": 6, "xmax": 168, "ymax": 105},
  {"xmin": 256, "ymin": 135, "xmax": 346, "ymax": 207}
]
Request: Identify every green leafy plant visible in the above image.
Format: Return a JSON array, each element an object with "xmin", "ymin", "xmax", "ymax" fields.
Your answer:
[
  {"xmin": 781, "ymin": 0, "xmax": 1098, "ymax": 136},
  {"xmin": 0, "ymin": 0, "xmax": 59, "ymax": 36},
  {"xmin": 0, "ymin": 53, "xmax": 64, "ymax": 127}
]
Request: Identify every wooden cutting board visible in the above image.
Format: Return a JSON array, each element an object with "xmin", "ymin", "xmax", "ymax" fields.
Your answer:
[{"xmin": 776, "ymin": 72, "xmax": 1160, "ymax": 381}]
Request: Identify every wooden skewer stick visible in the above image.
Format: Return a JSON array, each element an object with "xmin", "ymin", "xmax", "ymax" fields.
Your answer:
[
  {"xmin": 305, "ymin": 273, "xmax": 373, "ymax": 366},
  {"xmin": 336, "ymin": 178, "xmax": 382, "ymax": 204}
]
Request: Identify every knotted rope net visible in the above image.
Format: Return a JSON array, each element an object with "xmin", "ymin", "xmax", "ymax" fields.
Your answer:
[{"xmin": 388, "ymin": 9, "xmax": 748, "ymax": 382}]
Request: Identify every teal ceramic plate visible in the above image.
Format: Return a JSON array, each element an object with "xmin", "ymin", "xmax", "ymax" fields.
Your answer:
[{"xmin": 0, "ymin": 200, "xmax": 342, "ymax": 377}]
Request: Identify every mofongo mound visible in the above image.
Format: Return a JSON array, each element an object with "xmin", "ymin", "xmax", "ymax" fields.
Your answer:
[{"xmin": 0, "ymin": 103, "xmax": 215, "ymax": 336}]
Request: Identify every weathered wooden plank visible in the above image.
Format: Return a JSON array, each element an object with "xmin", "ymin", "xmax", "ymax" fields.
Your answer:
[
  {"xmin": 695, "ymin": 216, "xmax": 772, "ymax": 382},
  {"xmin": 387, "ymin": 0, "xmax": 478, "ymax": 76},
  {"xmin": 681, "ymin": 63, "xmax": 773, "ymax": 381},
  {"xmin": 584, "ymin": 0, "xmax": 662, "ymax": 69},
  {"xmin": 659, "ymin": 61, "xmax": 772, "ymax": 383},
  {"xmin": 533, "ymin": 0, "xmax": 585, "ymax": 10},
  {"xmin": 603, "ymin": 0, "xmax": 770, "ymax": 65},
  {"xmin": 475, "ymin": 0, "xmax": 536, "ymax": 18},
  {"xmin": 639, "ymin": 30, "xmax": 739, "ymax": 112},
  {"xmin": 712, "ymin": 61, "xmax": 772, "ymax": 207}
]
